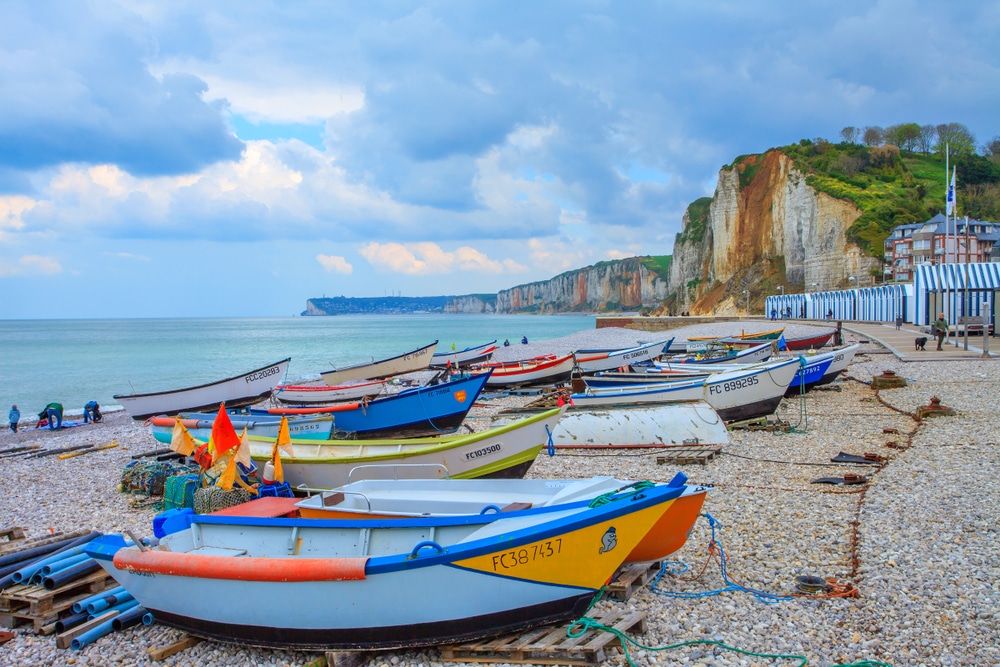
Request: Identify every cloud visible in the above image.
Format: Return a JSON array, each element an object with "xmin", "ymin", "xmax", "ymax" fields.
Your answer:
[
  {"xmin": 110, "ymin": 252, "xmax": 150, "ymax": 262},
  {"xmin": 358, "ymin": 242, "xmax": 526, "ymax": 275},
  {"xmin": 0, "ymin": 255, "xmax": 63, "ymax": 277},
  {"xmin": 0, "ymin": 5, "xmax": 243, "ymax": 177},
  {"xmin": 316, "ymin": 254, "xmax": 353, "ymax": 274}
]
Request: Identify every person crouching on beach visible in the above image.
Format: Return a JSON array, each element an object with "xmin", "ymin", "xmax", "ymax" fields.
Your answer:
[
  {"xmin": 83, "ymin": 401, "xmax": 102, "ymax": 424},
  {"xmin": 8, "ymin": 405, "xmax": 18, "ymax": 433}
]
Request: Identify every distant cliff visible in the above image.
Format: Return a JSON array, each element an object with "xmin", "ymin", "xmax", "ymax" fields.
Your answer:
[
  {"xmin": 443, "ymin": 294, "xmax": 497, "ymax": 313},
  {"xmin": 304, "ymin": 295, "xmax": 452, "ymax": 315},
  {"xmin": 495, "ymin": 257, "xmax": 670, "ymax": 313},
  {"xmin": 667, "ymin": 150, "xmax": 880, "ymax": 315}
]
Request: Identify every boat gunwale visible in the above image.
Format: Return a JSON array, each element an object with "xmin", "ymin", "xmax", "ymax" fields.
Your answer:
[
  {"xmin": 320, "ymin": 341, "xmax": 438, "ymax": 378},
  {"xmin": 112, "ymin": 358, "xmax": 291, "ymax": 400}
]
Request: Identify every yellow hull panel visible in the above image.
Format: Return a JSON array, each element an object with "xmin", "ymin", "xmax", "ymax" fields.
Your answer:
[{"xmin": 453, "ymin": 500, "xmax": 673, "ymax": 589}]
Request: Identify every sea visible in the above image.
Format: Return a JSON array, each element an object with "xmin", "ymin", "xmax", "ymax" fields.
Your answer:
[{"xmin": 0, "ymin": 314, "xmax": 596, "ymax": 423}]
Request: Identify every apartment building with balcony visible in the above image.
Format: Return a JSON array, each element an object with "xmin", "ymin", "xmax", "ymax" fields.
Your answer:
[{"xmin": 883, "ymin": 213, "xmax": 1000, "ymax": 282}]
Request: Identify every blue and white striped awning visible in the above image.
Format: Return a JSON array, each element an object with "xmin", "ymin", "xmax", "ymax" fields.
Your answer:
[{"xmin": 915, "ymin": 262, "xmax": 1000, "ymax": 291}]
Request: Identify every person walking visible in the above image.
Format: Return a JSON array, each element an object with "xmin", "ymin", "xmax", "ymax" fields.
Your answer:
[
  {"xmin": 934, "ymin": 312, "xmax": 949, "ymax": 351},
  {"xmin": 8, "ymin": 405, "xmax": 19, "ymax": 433}
]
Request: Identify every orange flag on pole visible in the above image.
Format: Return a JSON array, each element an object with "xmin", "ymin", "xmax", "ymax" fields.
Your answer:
[
  {"xmin": 270, "ymin": 416, "xmax": 292, "ymax": 483},
  {"xmin": 217, "ymin": 451, "xmax": 238, "ymax": 491},
  {"xmin": 170, "ymin": 417, "xmax": 198, "ymax": 456},
  {"xmin": 210, "ymin": 403, "xmax": 241, "ymax": 464}
]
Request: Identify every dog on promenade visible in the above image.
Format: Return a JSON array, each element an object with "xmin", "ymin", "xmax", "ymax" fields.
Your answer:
[{"xmin": 914, "ymin": 337, "xmax": 927, "ymax": 351}]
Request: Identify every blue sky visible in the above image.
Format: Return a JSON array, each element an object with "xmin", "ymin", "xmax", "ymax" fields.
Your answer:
[{"xmin": 1, "ymin": 1, "xmax": 998, "ymax": 318}]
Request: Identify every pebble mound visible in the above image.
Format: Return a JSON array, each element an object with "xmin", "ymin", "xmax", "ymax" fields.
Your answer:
[{"xmin": 0, "ymin": 322, "xmax": 997, "ymax": 666}]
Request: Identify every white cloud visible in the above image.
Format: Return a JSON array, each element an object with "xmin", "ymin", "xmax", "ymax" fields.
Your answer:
[
  {"xmin": 358, "ymin": 241, "xmax": 526, "ymax": 275},
  {"xmin": 0, "ymin": 255, "xmax": 63, "ymax": 277},
  {"xmin": 110, "ymin": 252, "xmax": 150, "ymax": 262},
  {"xmin": 202, "ymin": 76, "xmax": 366, "ymax": 125},
  {"xmin": 528, "ymin": 238, "xmax": 587, "ymax": 273},
  {"xmin": 317, "ymin": 254, "xmax": 353, "ymax": 274}
]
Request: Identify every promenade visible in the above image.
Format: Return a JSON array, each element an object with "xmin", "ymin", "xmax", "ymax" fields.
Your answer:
[{"xmin": 840, "ymin": 320, "xmax": 995, "ymax": 361}]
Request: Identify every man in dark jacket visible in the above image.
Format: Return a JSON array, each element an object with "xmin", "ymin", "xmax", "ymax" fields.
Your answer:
[
  {"xmin": 38, "ymin": 402, "xmax": 63, "ymax": 430},
  {"xmin": 934, "ymin": 313, "xmax": 949, "ymax": 350}
]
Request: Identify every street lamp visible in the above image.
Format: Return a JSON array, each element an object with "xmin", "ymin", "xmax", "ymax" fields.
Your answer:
[{"xmin": 742, "ymin": 289, "xmax": 749, "ymax": 314}]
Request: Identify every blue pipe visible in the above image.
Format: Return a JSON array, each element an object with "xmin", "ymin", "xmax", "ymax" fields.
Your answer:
[
  {"xmin": 36, "ymin": 555, "xmax": 95, "ymax": 586},
  {"xmin": 71, "ymin": 616, "xmax": 118, "ymax": 650},
  {"xmin": 112, "ymin": 605, "xmax": 148, "ymax": 631},
  {"xmin": 142, "ymin": 612, "xmax": 154, "ymax": 625},
  {"xmin": 43, "ymin": 559, "xmax": 100, "ymax": 590},
  {"xmin": 88, "ymin": 590, "xmax": 133, "ymax": 615},
  {"xmin": 11, "ymin": 542, "xmax": 97, "ymax": 584},
  {"xmin": 55, "ymin": 610, "xmax": 91, "ymax": 633},
  {"xmin": 40, "ymin": 552, "xmax": 90, "ymax": 575},
  {"xmin": 73, "ymin": 585, "xmax": 126, "ymax": 614},
  {"xmin": 89, "ymin": 597, "xmax": 138, "ymax": 620}
]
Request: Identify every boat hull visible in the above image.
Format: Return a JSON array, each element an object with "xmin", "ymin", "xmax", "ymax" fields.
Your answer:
[
  {"xmin": 321, "ymin": 342, "xmax": 438, "ymax": 385},
  {"xmin": 493, "ymin": 401, "xmax": 728, "ymax": 448},
  {"xmin": 482, "ymin": 355, "xmax": 575, "ymax": 387},
  {"xmin": 113, "ymin": 359, "xmax": 291, "ymax": 420},
  {"xmin": 814, "ymin": 344, "xmax": 861, "ymax": 385},
  {"xmin": 273, "ymin": 380, "xmax": 388, "ymax": 405},
  {"xmin": 784, "ymin": 355, "xmax": 835, "ymax": 396},
  {"xmin": 247, "ymin": 407, "xmax": 566, "ymax": 488},
  {"xmin": 431, "ymin": 341, "xmax": 497, "ymax": 368},
  {"xmin": 574, "ymin": 340, "xmax": 671, "ymax": 374},
  {"xmin": 86, "ymin": 482, "xmax": 683, "ymax": 650}
]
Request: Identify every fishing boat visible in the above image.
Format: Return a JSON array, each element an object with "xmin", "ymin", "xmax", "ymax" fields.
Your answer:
[
  {"xmin": 492, "ymin": 400, "xmax": 728, "ymax": 448},
  {"xmin": 272, "ymin": 379, "xmax": 389, "ymax": 405},
  {"xmin": 813, "ymin": 343, "xmax": 861, "ymax": 386},
  {"xmin": 586, "ymin": 356, "xmax": 801, "ymax": 422},
  {"xmin": 572, "ymin": 339, "xmax": 672, "ymax": 374},
  {"xmin": 568, "ymin": 375, "xmax": 706, "ymax": 408},
  {"xmin": 783, "ymin": 354, "xmax": 835, "ymax": 396},
  {"xmin": 720, "ymin": 329, "xmax": 835, "ymax": 350},
  {"xmin": 84, "ymin": 477, "xmax": 697, "ymax": 651},
  {"xmin": 687, "ymin": 327, "xmax": 785, "ymax": 342},
  {"xmin": 430, "ymin": 341, "xmax": 497, "ymax": 368},
  {"xmin": 476, "ymin": 354, "xmax": 575, "ymax": 388},
  {"xmin": 149, "ymin": 413, "xmax": 336, "ymax": 443},
  {"xmin": 165, "ymin": 372, "xmax": 492, "ymax": 441},
  {"xmin": 294, "ymin": 472, "xmax": 709, "ymax": 564},
  {"xmin": 256, "ymin": 371, "xmax": 490, "ymax": 439},
  {"xmin": 656, "ymin": 341, "xmax": 772, "ymax": 367},
  {"xmin": 113, "ymin": 358, "xmax": 291, "ymax": 420},
  {"xmin": 245, "ymin": 407, "xmax": 566, "ymax": 488},
  {"xmin": 320, "ymin": 341, "xmax": 438, "ymax": 385}
]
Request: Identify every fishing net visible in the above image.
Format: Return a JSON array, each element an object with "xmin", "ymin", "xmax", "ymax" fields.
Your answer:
[
  {"xmin": 193, "ymin": 487, "xmax": 255, "ymax": 514},
  {"xmin": 163, "ymin": 474, "xmax": 202, "ymax": 511},
  {"xmin": 120, "ymin": 461, "xmax": 199, "ymax": 497}
]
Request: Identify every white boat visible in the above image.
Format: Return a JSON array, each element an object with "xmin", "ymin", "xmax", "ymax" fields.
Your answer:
[
  {"xmin": 655, "ymin": 341, "xmax": 772, "ymax": 368},
  {"xmin": 431, "ymin": 341, "xmax": 497, "ymax": 368},
  {"xmin": 492, "ymin": 400, "xmax": 728, "ymax": 448},
  {"xmin": 588, "ymin": 356, "xmax": 801, "ymax": 423},
  {"xmin": 573, "ymin": 339, "xmax": 672, "ymax": 374},
  {"xmin": 294, "ymin": 473, "xmax": 710, "ymax": 564},
  {"xmin": 477, "ymin": 354, "xmax": 575, "ymax": 388},
  {"xmin": 272, "ymin": 379, "xmax": 389, "ymax": 405},
  {"xmin": 321, "ymin": 341, "xmax": 438, "ymax": 385},
  {"xmin": 245, "ymin": 407, "xmax": 567, "ymax": 488},
  {"xmin": 112, "ymin": 358, "xmax": 291, "ymax": 420},
  {"xmin": 812, "ymin": 343, "xmax": 861, "ymax": 385},
  {"xmin": 85, "ymin": 479, "xmax": 697, "ymax": 651},
  {"xmin": 570, "ymin": 376, "xmax": 706, "ymax": 407}
]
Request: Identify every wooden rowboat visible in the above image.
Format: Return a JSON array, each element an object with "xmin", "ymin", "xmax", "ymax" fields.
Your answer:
[
  {"xmin": 272, "ymin": 379, "xmax": 388, "ymax": 405},
  {"xmin": 476, "ymin": 354, "xmax": 575, "ymax": 388},
  {"xmin": 687, "ymin": 327, "xmax": 785, "ymax": 342},
  {"xmin": 321, "ymin": 341, "xmax": 437, "ymax": 385},
  {"xmin": 113, "ymin": 358, "xmax": 291, "ymax": 420},
  {"xmin": 573, "ymin": 339, "xmax": 672, "ymax": 374},
  {"xmin": 85, "ymin": 478, "xmax": 699, "ymax": 651}
]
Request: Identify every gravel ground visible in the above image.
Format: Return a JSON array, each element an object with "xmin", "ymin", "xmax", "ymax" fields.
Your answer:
[{"xmin": 1, "ymin": 322, "xmax": 998, "ymax": 667}]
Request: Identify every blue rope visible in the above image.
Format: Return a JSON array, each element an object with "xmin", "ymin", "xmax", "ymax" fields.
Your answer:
[
  {"xmin": 545, "ymin": 424, "xmax": 555, "ymax": 456},
  {"xmin": 651, "ymin": 513, "xmax": 794, "ymax": 604}
]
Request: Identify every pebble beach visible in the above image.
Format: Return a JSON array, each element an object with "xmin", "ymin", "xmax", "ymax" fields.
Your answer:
[{"xmin": 1, "ymin": 322, "xmax": 998, "ymax": 667}]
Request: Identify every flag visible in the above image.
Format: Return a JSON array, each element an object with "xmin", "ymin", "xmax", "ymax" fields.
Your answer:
[
  {"xmin": 777, "ymin": 334, "xmax": 788, "ymax": 352},
  {"xmin": 210, "ymin": 403, "xmax": 241, "ymax": 464},
  {"xmin": 216, "ymin": 451, "xmax": 238, "ymax": 491},
  {"xmin": 235, "ymin": 426, "xmax": 253, "ymax": 469},
  {"xmin": 946, "ymin": 167, "xmax": 956, "ymax": 216},
  {"xmin": 169, "ymin": 417, "xmax": 198, "ymax": 456},
  {"xmin": 270, "ymin": 416, "xmax": 294, "ymax": 484}
]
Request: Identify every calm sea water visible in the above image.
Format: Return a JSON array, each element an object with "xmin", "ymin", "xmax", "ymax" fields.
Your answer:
[{"xmin": 0, "ymin": 314, "xmax": 595, "ymax": 422}]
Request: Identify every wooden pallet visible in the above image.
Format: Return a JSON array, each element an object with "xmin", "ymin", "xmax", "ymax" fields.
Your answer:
[
  {"xmin": 0, "ymin": 527, "xmax": 26, "ymax": 543},
  {"xmin": 0, "ymin": 570, "xmax": 115, "ymax": 631},
  {"xmin": 605, "ymin": 561, "xmax": 662, "ymax": 601},
  {"xmin": 439, "ymin": 610, "xmax": 645, "ymax": 666},
  {"xmin": 655, "ymin": 446, "xmax": 720, "ymax": 465}
]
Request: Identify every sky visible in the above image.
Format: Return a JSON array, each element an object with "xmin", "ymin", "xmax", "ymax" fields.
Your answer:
[{"xmin": 1, "ymin": 1, "xmax": 999, "ymax": 319}]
